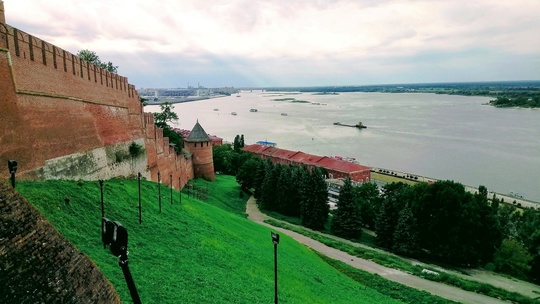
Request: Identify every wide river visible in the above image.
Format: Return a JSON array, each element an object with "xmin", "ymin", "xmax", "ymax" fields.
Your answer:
[{"xmin": 146, "ymin": 91, "xmax": 540, "ymax": 202}]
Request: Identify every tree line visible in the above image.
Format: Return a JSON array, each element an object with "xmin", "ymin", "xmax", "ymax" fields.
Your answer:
[
  {"xmin": 214, "ymin": 139, "xmax": 540, "ymax": 282},
  {"xmin": 215, "ymin": 142, "xmax": 330, "ymax": 229}
]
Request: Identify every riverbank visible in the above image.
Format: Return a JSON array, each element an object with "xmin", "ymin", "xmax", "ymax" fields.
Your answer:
[
  {"xmin": 145, "ymin": 94, "xmax": 227, "ymax": 105},
  {"xmin": 371, "ymin": 167, "xmax": 540, "ymax": 209},
  {"xmin": 146, "ymin": 91, "xmax": 540, "ymax": 202}
]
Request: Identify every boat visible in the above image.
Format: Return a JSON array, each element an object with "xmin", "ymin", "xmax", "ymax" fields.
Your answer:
[
  {"xmin": 213, "ymin": 108, "xmax": 219, "ymax": 111},
  {"xmin": 231, "ymin": 112, "xmax": 237, "ymax": 116},
  {"xmin": 236, "ymin": 95, "xmax": 241, "ymax": 97},
  {"xmin": 333, "ymin": 121, "xmax": 367, "ymax": 129},
  {"xmin": 250, "ymin": 109, "xmax": 258, "ymax": 112},
  {"xmin": 281, "ymin": 113, "xmax": 288, "ymax": 116}
]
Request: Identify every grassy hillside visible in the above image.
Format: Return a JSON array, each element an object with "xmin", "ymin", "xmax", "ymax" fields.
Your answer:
[{"xmin": 17, "ymin": 175, "xmax": 404, "ymax": 304}]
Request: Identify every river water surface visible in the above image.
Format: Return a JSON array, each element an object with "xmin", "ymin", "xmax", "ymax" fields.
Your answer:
[{"xmin": 146, "ymin": 91, "xmax": 540, "ymax": 202}]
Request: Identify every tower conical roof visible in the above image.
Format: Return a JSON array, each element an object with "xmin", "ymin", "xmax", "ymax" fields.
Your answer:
[{"xmin": 186, "ymin": 120, "xmax": 211, "ymax": 142}]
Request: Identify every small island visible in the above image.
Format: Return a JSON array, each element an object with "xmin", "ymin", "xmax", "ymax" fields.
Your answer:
[
  {"xmin": 333, "ymin": 121, "xmax": 367, "ymax": 129},
  {"xmin": 273, "ymin": 98, "xmax": 310, "ymax": 103},
  {"xmin": 489, "ymin": 96, "xmax": 540, "ymax": 108},
  {"xmin": 263, "ymin": 81, "xmax": 540, "ymax": 109},
  {"xmin": 312, "ymin": 92, "xmax": 339, "ymax": 95}
]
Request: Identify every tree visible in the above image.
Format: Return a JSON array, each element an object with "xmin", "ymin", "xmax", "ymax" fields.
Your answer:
[
  {"xmin": 355, "ymin": 182, "xmax": 381, "ymax": 230},
  {"xmin": 412, "ymin": 180, "xmax": 502, "ymax": 265},
  {"xmin": 493, "ymin": 239, "xmax": 532, "ymax": 279},
  {"xmin": 77, "ymin": 49, "xmax": 118, "ymax": 73},
  {"xmin": 300, "ymin": 167, "xmax": 329, "ymax": 230},
  {"xmin": 213, "ymin": 144, "xmax": 234, "ymax": 174},
  {"xmin": 152, "ymin": 102, "xmax": 181, "ymax": 152},
  {"xmin": 285, "ymin": 166, "xmax": 302, "ymax": 217},
  {"xmin": 375, "ymin": 182, "xmax": 409, "ymax": 249},
  {"xmin": 331, "ymin": 178, "xmax": 362, "ymax": 239},
  {"xmin": 253, "ymin": 159, "xmax": 269, "ymax": 200},
  {"xmin": 233, "ymin": 135, "xmax": 240, "ymax": 151},
  {"xmin": 275, "ymin": 165, "xmax": 294, "ymax": 214},
  {"xmin": 153, "ymin": 102, "xmax": 179, "ymax": 129},
  {"xmin": 261, "ymin": 162, "xmax": 280, "ymax": 211},
  {"xmin": 236, "ymin": 157, "xmax": 260, "ymax": 192},
  {"xmin": 412, "ymin": 181, "xmax": 466, "ymax": 262},
  {"xmin": 392, "ymin": 206, "xmax": 419, "ymax": 256},
  {"xmin": 163, "ymin": 128, "xmax": 183, "ymax": 153}
]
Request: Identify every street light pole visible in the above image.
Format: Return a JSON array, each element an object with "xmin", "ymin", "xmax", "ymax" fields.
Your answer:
[
  {"xmin": 99, "ymin": 179, "xmax": 104, "ymax": 218},
  {"xmin": 102, "ymin": 218, "xmax": 142, "ymax": 304},
  {"xmin": 138, "ymin": 173, "xmax": 141, "ymax": 224},
  {"xmin": 271, "ymin": 232, "xmax": 280, "ymax": 304},
  {"xmin": 158, "ymin": 171, "xmax": 161, "ymax": 212},
  {"xmin": 7, "ymin": 160, "xmax": 17, "ymax": 189},
  {"xmin": 178, "ymin": 177, "xmax": 182, "ymax": 204}
]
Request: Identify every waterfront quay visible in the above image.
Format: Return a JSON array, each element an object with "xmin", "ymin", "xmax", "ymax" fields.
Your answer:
[{"xmin": 371, "ymin": 167, "xmax": 540, "ymax": 209}]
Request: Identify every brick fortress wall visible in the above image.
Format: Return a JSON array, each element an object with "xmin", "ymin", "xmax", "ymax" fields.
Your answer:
[
  {"xmin": 0, "ymin": 180, "xmax": 121, "ymax": 303},
  {"xmin": 0, "ymin": 20, "xmax": 193, "ymax": 190},
  {"xmin": 0, "ymin": 10, "xmax": 196, "ymax": 303}
]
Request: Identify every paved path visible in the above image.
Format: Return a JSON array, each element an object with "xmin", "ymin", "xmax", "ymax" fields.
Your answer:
[{"xmin": 246, "ymin": 197, "xmax": 508, "ymax": 304}]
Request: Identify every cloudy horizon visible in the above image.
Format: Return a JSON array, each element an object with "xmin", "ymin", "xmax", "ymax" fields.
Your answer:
[{"xmin": 4, "ymin": 0, "xmax": 540, "ymax": 88}]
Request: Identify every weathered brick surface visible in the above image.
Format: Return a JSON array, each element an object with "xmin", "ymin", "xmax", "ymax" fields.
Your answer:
[
  {"xmin": 0, "ymin": 181, "xmax": 121, "ymax": 304},
  {"xmin": 0, "ymin": 19, "xmax": 201, "ymax": 188},
  {"xmin": 0, "ymin": 23, "xmax": 145, "ymax": 179},
  {"xmin": 143, "ymin": 114, "xmax": 194, "ymax": 190}
]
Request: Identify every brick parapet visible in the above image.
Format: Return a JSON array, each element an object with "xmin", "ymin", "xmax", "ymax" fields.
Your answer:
[
  {"xmin": 0, "ymin": 22, "xmax": 140, "ymax": 109},
  {"xmin": 0, "ymin": 17, "xmax": 197, "ymax": 190},
  {"xmin": 0, "ymin": 181, "xmax": 121, "ymax": 303}
]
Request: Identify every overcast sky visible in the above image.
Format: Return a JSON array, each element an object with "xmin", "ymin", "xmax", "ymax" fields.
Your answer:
[{"xmin": 4, "ymin": 0, "xmax": 540, "ymax": 88}]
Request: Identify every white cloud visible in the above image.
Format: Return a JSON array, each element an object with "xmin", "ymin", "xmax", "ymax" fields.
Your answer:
[{"xmin": 4, "ymin": 0, "xmax": 540, "ymax": 87}]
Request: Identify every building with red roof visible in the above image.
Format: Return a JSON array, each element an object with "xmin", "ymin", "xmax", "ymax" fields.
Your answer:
[{"xmin": 243, "ymin": 144, "xmax": 371, "ymax": 183}]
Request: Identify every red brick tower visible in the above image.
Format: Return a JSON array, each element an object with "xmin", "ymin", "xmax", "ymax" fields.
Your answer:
[{"xmin": 184, "ymin": 120, "xmax": 215, "ymax": 181}]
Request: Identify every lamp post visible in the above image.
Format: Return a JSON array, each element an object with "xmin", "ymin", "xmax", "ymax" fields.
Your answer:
[
  {"xmin": 7, "ymin": 160, "xmax": 17, "ymax": 188},
  {"xmin": 99, "ymin": 179, "xmax": 104, "ymax": 218},
  {"xmin": 101, "ymin": 218, "xmax": 142, "ymax": 304},
  {"xmin": 158, "ymin": 171, "xmax": 161, "ymax": 213},
  {"xmin": 170, "ymin": 174, "xmax": 173, "ymax": 206},
  {"xmin": 271, "ymin": 232, "xmax": 280, "ymax": 304},
  {"xmin": 178, "ymin": 176, "xmax": 182, "ymax": 204},
  {"xmin": 138, "ymin": 173, "xmax": 141, "ymax": 224}
]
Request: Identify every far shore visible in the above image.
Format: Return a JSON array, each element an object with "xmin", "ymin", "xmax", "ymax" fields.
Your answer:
[{"xmin": 144, "ymin": 94, "xmax": 227, "ymax": 106}]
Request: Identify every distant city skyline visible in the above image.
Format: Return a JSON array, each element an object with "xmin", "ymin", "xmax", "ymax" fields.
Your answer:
[{"xmin": 5, "ymin": 0, "xmax": 540, "ymax": 88}]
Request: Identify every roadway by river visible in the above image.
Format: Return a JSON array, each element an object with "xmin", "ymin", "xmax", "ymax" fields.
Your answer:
[{"xmin": 371, "ymin": 166, "xmax": 540, "ymax": 209}]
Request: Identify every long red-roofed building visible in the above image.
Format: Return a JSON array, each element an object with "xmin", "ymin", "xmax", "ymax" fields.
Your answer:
[{"xmin": 243, "ymin": 144, "xmax": 371, "ymax": 183}]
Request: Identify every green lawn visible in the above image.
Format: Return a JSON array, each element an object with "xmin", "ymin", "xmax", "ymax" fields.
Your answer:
[
  {"xmin": 371, "ymin": 172, "xmax": 418, "ymax": 185},
  {"xmin": 17, "ymin": 176, "xmax": 405, "ymax": 304}
]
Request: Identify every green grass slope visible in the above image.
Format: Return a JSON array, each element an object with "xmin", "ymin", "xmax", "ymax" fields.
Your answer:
[{"xmin": 17, "ymin": 176, "xmax": 403, "ymax": 304}]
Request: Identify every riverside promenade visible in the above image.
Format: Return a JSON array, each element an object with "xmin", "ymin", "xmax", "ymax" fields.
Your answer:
[{"xmin": 371, "ymin": 167, "xmax": 540, "ymax": 209}]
